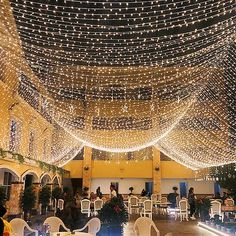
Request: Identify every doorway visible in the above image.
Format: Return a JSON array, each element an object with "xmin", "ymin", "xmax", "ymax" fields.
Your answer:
[{"xmin": 179, "ymin": 182, "xmax": 188, "ymax": 198}]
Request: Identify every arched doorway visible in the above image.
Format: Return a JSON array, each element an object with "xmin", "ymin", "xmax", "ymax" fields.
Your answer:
[
  {"xmin": 41, "ymin": 173, "xmax": 52, "ymax": 186},
  {"xmin": 0, "ymin": 167, "xmax": 20, "ymax": 200},
  {"xmin": 52, "ymin": 175, "xmax": 60, "ymax": 188},
  {"xmin": 21, "ymin": 170, "xmax": 39, "ymax": 188}
]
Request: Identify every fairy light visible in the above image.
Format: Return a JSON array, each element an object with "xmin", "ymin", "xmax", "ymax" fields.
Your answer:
[{"xmin": 0, "ymin": 0, "xmax": 235, "ymax": 168}]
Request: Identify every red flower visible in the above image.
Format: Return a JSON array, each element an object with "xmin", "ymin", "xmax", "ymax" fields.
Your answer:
[{"xmin": 113, "ymin": 205, "xmax": 122, "ymax": 213}]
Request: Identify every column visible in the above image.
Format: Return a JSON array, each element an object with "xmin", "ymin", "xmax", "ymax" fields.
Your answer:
[
  {"xmin": 8, "ymin": 182, "xmax": 24, "ymax": 215},
  {"xmin": 32, "ymin": 182, "xmax": 41, "ymax": 210},
  {"xmin": 152, "ymin": 147, "xmax": 161, "ymax": 194},
  {"xmin": 82, "ymin": 146, "xmax": 92, "ymax": 191}
]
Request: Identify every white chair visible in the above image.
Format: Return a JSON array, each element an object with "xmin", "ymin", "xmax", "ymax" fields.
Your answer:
[
  {"xmin": 140, "ymin": 200, "xmax": 153, "ymax": 219},
  {"xmin": 53, "ymin": 198, "xmax": 57, "ymax": 215},
  {"xmin": 128, "ymin": 196, "xmax": 139, "ymax": 214},
  {"xmin": 134, "ymin": 217, "xmax": 159, "ymax": 236},
  {"xmin": 210, "ymin": 198, "xmax": 223, "ymax": 204},
  {"xmin": 210, "ymin": 200, "xmax": 224, "ymax": 221},
  {"xmin": 176, "ymin": 196, "xmax": 180, "ymax": 208},
  {"xmin": 43, "ymin": 216, "xmax": 70, "ymax": 233},
  {"xmin": 176, "ymin": 199, "xmax": 188, "ymax": 221},
  {"xmin": 151, "ymin": 194, "xmax": 159, "ymax": 205},
  {"xmin": 160, "ymin": 197, "xmax": 168, "ymax": 215},
  {"xmin": 151, "ymin": 194, "xmax": 159, "ymax": 213},
  {"xmin": 134, "ymin": 217, "xmax": 172, "ymax": 236},
  {"xmin": 57, "ymin": 198, "xmax": 64, "ymax": 211},
  {"xmin": 81, "ymin": 199, "xmax": 91, "ymax": 217},
  {"xmin": 10, "ymin": 218, "xmax": 38, "ymax": 236},
  {"xmin": 73, "ymin": 218, "xmax": 101, "ymax": 236},
  {"xmin": 94, "ymin": 199, "xmax": 103, "ymax": 216}
]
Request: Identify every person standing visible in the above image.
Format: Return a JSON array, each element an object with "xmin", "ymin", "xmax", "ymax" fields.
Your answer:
[
  {"xmin": 110, "ymin": 184, "xmax": 117, "ymax": 198},
  {"xmin": 96, "ymin": 186, "xmax": 103, "ymax": 199},
  {"xmin": 0, "ymin": 206, "xmax": 11, "ymax": 236},
  {"xmin": 188, "ymin": 187, "xmax": 196, "ymax": 220},
  {"xmin": 167, "ymin": 186, "xmax": 179, "ymax": 208}
]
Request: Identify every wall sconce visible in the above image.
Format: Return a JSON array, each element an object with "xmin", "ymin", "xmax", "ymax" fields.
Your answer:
[
  {"xmin": 84, "ymin": 166, "xmax": 89, "ymax": 171},
  {"xmin": 155, "ymin": 166, "xmax": 160, "ymax": 171}
]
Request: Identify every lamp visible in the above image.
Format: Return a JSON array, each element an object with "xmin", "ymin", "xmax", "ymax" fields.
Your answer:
[{"xmin": 83, "ymin": 166, "xmax": 89, "ymax": 171}]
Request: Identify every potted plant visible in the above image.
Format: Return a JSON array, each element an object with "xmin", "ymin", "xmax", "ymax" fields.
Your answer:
[
  {"xmin": 39, "ymin": 186, "xmax": 51, "ymax": 214},
  {"xmin": 0, "ymin": 186, "xmax": 6, "ymax": 206},
  {"xmin": 21, "ymin": 186, "xmax": 36, "ymax": 221},
  {"xmin": 196, "ymin": 198, "xmax": 211, "ymax": 222},
  {"xmin": 98, "ymin": 197, "xmax": 128, "ymax": 236},
  {"xmin": 52, "ymin": 186, "xmax": 62, "ymax": 200},
  {"xmin": 128, "ymin": 187, "xmax": 134, "ymax": 196}
]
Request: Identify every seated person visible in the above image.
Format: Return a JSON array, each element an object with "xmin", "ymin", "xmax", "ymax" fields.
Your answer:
[
  {"xmin": 214, "ymin": 192, "xmax": 221, "ymax": 199},
  {"xmin": 167, "ymin": 186, "xmax": 179, "ymax": 208},
  {"xmin": 222, "ymin": 192, "xmax": 228, "ymax": 201},
  {"xmin": 0, "ymin": 206, "xmax": 11, "ymax": 236},
  {"xmin": 74, "ymin": 191, "xmax": 82, "ymax": 207},
  {"xmin": 140, "ymin": 189, "xmax": 147, "ymax": 197},
  {"xmin": 90, "ymin": 192, "xmax": 97, "ymax": 202}
]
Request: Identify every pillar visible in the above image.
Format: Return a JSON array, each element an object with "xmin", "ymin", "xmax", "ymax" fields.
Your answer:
[
  {"xmin": 152, "ymin": 147, "xmax": 161, "ymax": 194},
  {"xmin": 82, "ymin": 146, "xmax": 92, "ymax": 191},
  {"xmin": 32, "ymin": 182, "xmax": 41, "ymax": 210},
  {"xmin": 8, "ymin": 182, "xmax": 24, "ymax": 215}
]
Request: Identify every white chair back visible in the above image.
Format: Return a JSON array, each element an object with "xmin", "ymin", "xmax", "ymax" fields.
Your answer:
[
  {"xmin": 161, "ymin": 197, "xmax": 168, "ymax": 203},
  {"xmin": 210, "ymin": 200, "xmax": 224, "ymax": 222},
  {"xmin": 81, "ymin": 199, "xmax": 91, "ymax": 217},
  {"xmin": 211, "ymin": 200, "xmax": 221, "ymax": 215},
  {"xmin": 57, "ymin": 199, "xmax": 64, "ymax": 210},
  {"xmin": 134, "ymin": 217, "xmax": 159, "ymax": 236},
  {"xmin": 151, "ymin": 194, "xmax": 158, "ymax": 203},
  {"xmin": 210, "ymin": 198, "xmax": 223, "ymax": 203},
  {"xmin": 53, "ymin": 198, "xmax": 57, "ymax": 215},
  {"xmin": 10, "ymin": 218, "xmax": 38, "ymax": 236},
  {"xmin": 74, "ymin": 218, "xmax": 101, "ymax": 236},
  {"xmin": 94, "ymin": 199, "xmax": 103, "ymax": 211},
  {"xmin": 53, "ymin": 198, "xmax": 57, "ymax": 208},
  {"xmin": 143, "ymin": 200, "xmax": 152, "ymax": 212},
  {"xmin": 176, "ymin": 196, "xmax": 180, "ymax": 207},
  {"xmin": 43, "ymin": 216, "xmax": 70, "ymax": 233},
  {"xmin": 129, "ymin": 196, "xmax": 139, "ymax": 206},
  {"xmin": 179, "ymin": 199, "xmax": 188, "ymax": 212}
]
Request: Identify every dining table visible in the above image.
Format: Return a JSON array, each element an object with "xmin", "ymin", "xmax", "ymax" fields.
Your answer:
[
  {"xmin": 221, "ymin": 205, "xmax": 236, "ymax": 212},
  {"xmin": 51, "ymin": 232, "xmax": 93, "ymax": 236}
]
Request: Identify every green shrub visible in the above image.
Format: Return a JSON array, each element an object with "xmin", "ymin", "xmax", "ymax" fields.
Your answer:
[
  {"xmin": 52, "ymin": 186, "xmax": 62, "ymax": 200},
  {"xmin": 0, "ymin": 186, "xmax": 6, "ymax": 205},
  {"xmin": 98, "ymin": 197, "xmax": 128, "ymax": 226},
  {"xmin": 39, "ymin": 186, "xmax": 51, "ymax": 209},
  {"xmin": 21, "ymin": 186, "xmax": 36, "ymax": 213}
]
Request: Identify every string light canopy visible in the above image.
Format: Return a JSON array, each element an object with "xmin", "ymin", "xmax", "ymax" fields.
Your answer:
[{"xmin": 0, "ymin": 0, "xmax": 235, "ymax": 168}]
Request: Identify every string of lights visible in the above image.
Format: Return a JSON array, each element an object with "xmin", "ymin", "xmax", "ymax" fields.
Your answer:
[{"xmin": 0, "ymin": 0, "xmax": 235, "ymax": 168}]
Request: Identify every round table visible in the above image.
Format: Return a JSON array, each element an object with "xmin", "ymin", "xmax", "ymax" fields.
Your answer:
[{"xmin": 51, "ymin": 232, "xmax": 92, "ymax": 236}]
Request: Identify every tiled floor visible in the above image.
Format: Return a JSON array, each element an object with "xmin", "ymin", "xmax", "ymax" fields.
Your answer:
[{"xmin": 123, "ymin": 215, "xmax": 217, "ymax": 236}]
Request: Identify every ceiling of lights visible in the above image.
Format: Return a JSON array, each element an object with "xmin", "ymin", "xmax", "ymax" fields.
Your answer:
[{"xmin": 0, "ymin": 0, "xmax": 235, "ymax": 169}]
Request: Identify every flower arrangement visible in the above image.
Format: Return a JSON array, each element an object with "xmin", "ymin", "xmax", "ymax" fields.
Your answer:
[
  {"xmin": 196, "ymin": 198, "xmax": 211, "ymax": 221},
  {"xmin": 98, "ymin": 197, "xmax": 128, "ymax": 226}
]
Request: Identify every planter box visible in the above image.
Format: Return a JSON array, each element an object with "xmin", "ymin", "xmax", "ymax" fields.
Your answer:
[{"xmin": 98, "ymin": 225, "xmax": 123, "ymax": 236}]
